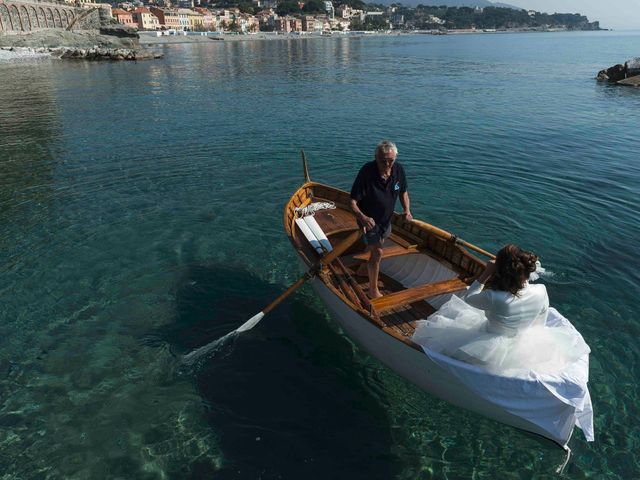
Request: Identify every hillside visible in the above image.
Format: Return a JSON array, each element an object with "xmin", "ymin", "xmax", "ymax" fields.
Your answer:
[{"xmin": 374, "ymin": 0, "xmax": 520, "ymax": 8}]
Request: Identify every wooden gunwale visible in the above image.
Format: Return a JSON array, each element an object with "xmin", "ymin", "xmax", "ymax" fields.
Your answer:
[{"xmin": 284, "ymin": 181, "xmax": 488, "ymax": 350}]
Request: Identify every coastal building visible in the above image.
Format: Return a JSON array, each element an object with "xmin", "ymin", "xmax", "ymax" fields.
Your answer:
[
  {"xmin": 185, "ymin": 8, "xmax": 203, "ymax": 30},
  {"xmin": 194, "ymin": 7, "xmax": 215, "ymax": 30},
  {"xmin": 328, "ymin": 17, "xmax": 349, "ymax": 31},
  {"xmin": 112, "ymin": 8, "xmax": 136, "ymax": 27},
  {"xmin": 365, "ymin": 11, "xmax": 384, "ymax": 20},
  {"xmin": 391, "ymin": 13, "xmax": 403, "ymax": 27},
  {"xmin": 324, "ymin": 1, "xmax": 333, "ymax": 20},
  {"xmin": 336, "ymin": 4, "xmax": 349, "ymax": 19},
  {"xmin": 244, "ymin": 13, "xmax": 259, "ymax": 32},
  {"xmin": 288, "ymin": 16, "xmax": 301, "ymax": 32},
  {"xmin": 176, "ymin": 8, "xmax": 189, "ymax": 29},
  {"xmin": 274, "ymin": 15, "xmax": 291, "ymax": 32},
  {"xmin": 149, "ymin": 6, "xmax": 181, "ymax": 30},
  {"xmin": 132, "ymin": 7, "xmax": 160, "ymax": 30},
  {"xmin": 302, "ymin": 15, "xmax": 324, "ymax": 32},
  {"xmin": 216, "ymin": 8, "xmax": 232, "ymax": 30},
  {"xmin": 255, "ymin": 9, "xmax": 276, "ymax": 30},
  {"xmin": 216, "ymin": 8, "xmax": 246, "ymax": 32}
]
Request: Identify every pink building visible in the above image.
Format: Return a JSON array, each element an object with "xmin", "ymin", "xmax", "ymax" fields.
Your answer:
[{"xmin": 112, "ymin": 8, "xmax": 136, "ymax": 28}]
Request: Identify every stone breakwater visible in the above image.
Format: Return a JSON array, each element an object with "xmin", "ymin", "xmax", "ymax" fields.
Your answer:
[{"xmin": 1, "ymin": 45, "xmax": 162, "ymax": 60}]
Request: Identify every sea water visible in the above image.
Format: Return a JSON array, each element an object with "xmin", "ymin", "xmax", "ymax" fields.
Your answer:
[{"xmin": 1, "ymin": 31, "xmax": 639, "ymax": 478}]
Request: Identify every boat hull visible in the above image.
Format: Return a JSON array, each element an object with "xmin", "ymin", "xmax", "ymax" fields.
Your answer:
[
  {"xmin": 310, "ymin": 278, "xmax": 574, "ymax": 446},
  {"xmin": 283, "ymin": 181, "xmax": 586, "ymax": 447}
]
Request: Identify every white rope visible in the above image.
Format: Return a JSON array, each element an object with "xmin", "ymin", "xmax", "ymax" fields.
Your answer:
[{"xmin": 295, "ymin": 201, "xmax": 336, "ymax": 218}]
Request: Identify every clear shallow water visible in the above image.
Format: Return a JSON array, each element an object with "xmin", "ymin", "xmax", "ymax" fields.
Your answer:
[{"xmin": 1, "ymin": 31, "xmax": 639, "ymax": 478}]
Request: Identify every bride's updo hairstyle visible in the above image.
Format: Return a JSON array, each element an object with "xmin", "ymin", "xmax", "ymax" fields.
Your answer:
[{"xmin": 492, "ymin": 244, "xmax": 538, "ymax": 295}]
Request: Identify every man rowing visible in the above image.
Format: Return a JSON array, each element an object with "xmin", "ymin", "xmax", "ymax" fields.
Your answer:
[{"xmin": 350, "ymin": 140, "xmax": 412, "ymax": 298}]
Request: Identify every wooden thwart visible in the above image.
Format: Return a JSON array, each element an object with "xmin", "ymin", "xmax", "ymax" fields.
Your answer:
[
  {"xmin": 349, "ymin": 244, "xmax": 420, "ymax": 262},
  {"xmin": 371, "ymin": 277, "xmax": 468, "ymax": 313},
  {"xmin": 388, "ymin": 232, "xmax": 417, "ymax": 249}
]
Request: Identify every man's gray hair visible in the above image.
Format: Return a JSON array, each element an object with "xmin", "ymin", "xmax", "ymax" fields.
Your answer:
[{"xmin": 375, "ymin": 140, "xmax": 398, "ymax": 159}]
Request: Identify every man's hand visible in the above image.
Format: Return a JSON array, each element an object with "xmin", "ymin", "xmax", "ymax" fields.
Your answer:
[
  {"xmin": 359, "ymin": 213, "xmax": 376, "ymax": 231},
  {"xmin": 403, "ymin": 211, "xmax": 413, "ymax": 222}
]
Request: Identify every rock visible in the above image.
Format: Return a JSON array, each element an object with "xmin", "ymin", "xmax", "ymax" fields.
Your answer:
[
  {"xmin": 0, "ymin": 30, "xmax": 160, "ymax": 62},
  {"xmin": 626, "ymin": 57, "xmax": 640, "ymax": 77},
  {"xmin": 597, "ymin": 63, "xmax": 626, "ymax": 82}
]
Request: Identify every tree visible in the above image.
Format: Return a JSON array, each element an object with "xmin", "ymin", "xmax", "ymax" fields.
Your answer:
[
  {"xmin": 238, "ymin": 2, "xmax": 255, "ymax": 14},
  {"xmin": 336, "ymin": 0, "xmax": 365, "ymax": 9},
  {"xmin": 276, "ymin": 0, "xmax": 301, "ymax": 16},
  {"xmin": 302, "ymin": 0, "xmax": 326, "ymax": 14}
]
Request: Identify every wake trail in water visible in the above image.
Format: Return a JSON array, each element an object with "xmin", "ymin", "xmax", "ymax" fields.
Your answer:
[
  {"xmin": 180, "ymin": 312, "xmax": 265, "ymax": 367},
  {"xmin": 181, "ymin": 330, "xmax": 239, "ymax": 367}
]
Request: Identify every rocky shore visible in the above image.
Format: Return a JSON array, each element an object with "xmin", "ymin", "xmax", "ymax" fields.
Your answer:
[
  {"xmin": 1, "ymin": 45, "xmax": 162, "ymax": 61},
  {"xmin": 0, "ymin": 28, "xmax": 161, "ymax": 61}
]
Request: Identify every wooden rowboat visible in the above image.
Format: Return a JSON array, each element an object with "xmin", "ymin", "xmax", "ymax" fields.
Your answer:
[{"xmin": 283, "ymin": 158, "xmax": 593, "ymax": 449}]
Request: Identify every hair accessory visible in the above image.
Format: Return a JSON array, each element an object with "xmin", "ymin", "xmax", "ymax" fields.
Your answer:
[{"xmin": 529, "ymin": 260, "xmax": 545, "ymax": 282}]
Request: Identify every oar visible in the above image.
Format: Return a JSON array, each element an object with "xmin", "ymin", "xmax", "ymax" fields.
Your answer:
[
  {"xmin": 411, "ymin": 219, "xmax": 496, "ymax": 260},
  {"xmin": 236, "ymin": 228, "xmax": 361, "ymax": 331},
  {"xmin": 181, "ymin": 229, "xmax": 361, "ymax": 365}
]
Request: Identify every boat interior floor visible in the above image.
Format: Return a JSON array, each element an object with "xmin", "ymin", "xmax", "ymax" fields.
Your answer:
[
  {"xmin": 355, "ymin": 270, "xmax": 437, "ymax": 338},
  {"xmin": 308, "ymin": 204, "xmax": 467, "ymax": 339}
]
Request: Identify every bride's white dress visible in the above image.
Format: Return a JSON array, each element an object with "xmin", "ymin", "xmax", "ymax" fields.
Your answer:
[{"xmin": 412, "ymin": 280, "xmax": 590, "ymax": 375}]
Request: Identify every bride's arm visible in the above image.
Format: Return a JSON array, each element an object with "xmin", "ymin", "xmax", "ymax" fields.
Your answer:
[
  {"xmin": 463, "ymin": 261, "xmax": 495, "ymax": 310},
  {"xmin": 464, "ymin": 281, "xmax": 493, "ymax": 310}
]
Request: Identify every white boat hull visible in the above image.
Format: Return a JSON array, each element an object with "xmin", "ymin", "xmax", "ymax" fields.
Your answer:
[{"xmin": 310, "ymin": 278, "xmax": 576, "ymax": 446}]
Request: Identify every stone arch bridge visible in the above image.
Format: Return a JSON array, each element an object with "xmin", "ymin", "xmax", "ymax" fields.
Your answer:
[{"xmin": 0, "ymin": 0, "xmax": 78, "ymax": 34}]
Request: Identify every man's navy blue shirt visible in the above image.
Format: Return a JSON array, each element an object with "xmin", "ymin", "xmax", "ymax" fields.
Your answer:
[{"xmin": 350, "ymin": 161, "xmax": 407, "ymax": 227}]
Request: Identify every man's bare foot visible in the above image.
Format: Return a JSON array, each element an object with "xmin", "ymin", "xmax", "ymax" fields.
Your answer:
[{"xmin": 369, "ymin": 289, "xmax": 383, "ymax": 299}]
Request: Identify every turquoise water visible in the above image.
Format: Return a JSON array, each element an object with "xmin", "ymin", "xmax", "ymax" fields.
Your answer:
[{"xmin": 1, "ymin": 30, "xmax": 639, "ymax": 478}]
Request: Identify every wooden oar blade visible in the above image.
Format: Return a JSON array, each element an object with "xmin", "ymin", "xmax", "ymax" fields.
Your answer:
[{"xmin": 235, "ymin": 311, "xmax": 265, "ymax": 333}]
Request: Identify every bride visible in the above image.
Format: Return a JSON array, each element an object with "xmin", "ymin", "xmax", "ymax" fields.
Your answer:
[{"xmin": 412, "ymin": 244, "xmax": 590, "ymax": 375}]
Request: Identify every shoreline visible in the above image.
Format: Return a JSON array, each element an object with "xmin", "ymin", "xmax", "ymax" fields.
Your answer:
[
  {"xmin": 138, "ymin": 28, "xmax": 606, "ymax": 45},
  {"xmin": 0, "ymin": 28, "xmax": 610, "ymax": 62},
  {"xmin": 138, "ymin": 31, "xmax": 395, "ymax": 44}
]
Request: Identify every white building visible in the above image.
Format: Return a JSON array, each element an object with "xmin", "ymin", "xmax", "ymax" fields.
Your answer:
[{"xmin": 324, "ymin": 1, "xmax": 334, "ymax": 20}]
